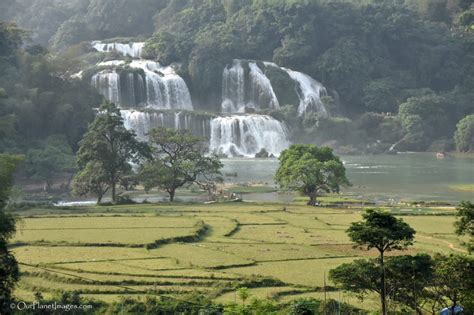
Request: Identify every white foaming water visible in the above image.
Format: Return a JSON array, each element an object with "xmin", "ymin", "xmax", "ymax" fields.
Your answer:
[
  {"xmin": 91, "ymin": 70, "xmax": 120, "ymax": 104},
  {"xmin": 121, "ymin": 110, "xmax": 210, "ymax": 140},
  {"xmin": 248, "ymin": 62, "xmax": 279, "ymax": 111},
  {"xmin": 222, "ymin": 59, "xmax": 245, "ymax": 113},
  {"xmin": 96, "ymin": 60, "xmax": 125, "ymax": 67},
  {"xmin": 92, "ymin": 41, "xmax": 145, "ymax": 59},
  {"xmin": 264, "ymin": 61, "xmax": 327, "ymax": 116},
  {"xmin": 91, "ymin": 60, "xmax": 193, "ymax": 110},
  {"xmin": 286, "ymin": 70, "xmax": 327, "ymax": 116},
  {"xmin": 221, "ymin": 61, "xmax": 279, "ymax": 113},
  {"xmin": 209, "ymin": 115, "xmax": 290, "ymax": 157},
  {"xmin": 130, "ymin": 60, "xmax": 193, "ymax": 110}
]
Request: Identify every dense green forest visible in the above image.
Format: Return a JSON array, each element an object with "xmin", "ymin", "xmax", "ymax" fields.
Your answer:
[{"xmin": 0, "ymin": 0, "xmax": 473, "ymax": 160}]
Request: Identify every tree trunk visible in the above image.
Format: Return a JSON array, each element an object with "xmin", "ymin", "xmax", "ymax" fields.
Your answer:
[
  {"xmin": 66, "ymin": 173, "xmax": 74, "ymax": 189},
  {"xmin": 97, "ymin": 194, "xmax": 103, "ymax": 205},
  {"xmin": 307, "ymin": 192, "xmax": 317, "ymax": 206},
  {"xmin": 45, "ymin": 180, "xmax": 52, "ymax": 192},
  {"xmin": 169, "ymin": 189, "xmax": 175, "ymax": 202},
  {"xmin": 111, "ymin": 181, "xmax": 116, "ymax": 204},
  {"xmin": 380, "ymin": 252, "xmax": 387, "ymax": 315}
]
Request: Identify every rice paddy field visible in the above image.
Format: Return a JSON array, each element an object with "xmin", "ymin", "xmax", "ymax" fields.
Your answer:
[{"xmin": 11, "ymin": 198, "xmax": 469, "ymax": 310}]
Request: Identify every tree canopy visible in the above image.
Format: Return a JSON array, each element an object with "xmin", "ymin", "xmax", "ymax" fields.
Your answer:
[
  {"xmin": 139, "ymin": 127, "xmax": 223, "ymax": 202},
  {"xmin": 275, "ymin": 144, "xmax": 350, "ymax": 206},
  {"xmin": 0, "ymin": 154, "xmax": 22, "ymax": 312},
  {"xmin": 74, "ymin": 101, "xmax": 148, "ymax": 203},
  {"xmin": 454, "ymin": 201, "xmax": 474, "ymax": 252},
  {"xmin": 454, "ymin": 115, "xmax": 474, "ymax": 152},
  {"xmin": 346, "ymin": 209, "xmax": 416, "ymax": 314}
]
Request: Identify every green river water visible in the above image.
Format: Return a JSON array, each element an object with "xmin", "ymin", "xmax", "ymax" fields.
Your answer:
[{"xmin": 222, "ymin": 153, "xmax": 473, "ymax": 203}]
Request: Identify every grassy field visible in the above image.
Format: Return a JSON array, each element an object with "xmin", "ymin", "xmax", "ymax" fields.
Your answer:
[{"xmin": 11, "ymin": 199, "xmax": 467, "ymax": 309}]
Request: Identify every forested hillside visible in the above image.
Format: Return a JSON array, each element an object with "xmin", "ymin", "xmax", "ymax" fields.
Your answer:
[{"xmin": 1, "ymin": 0, "xmax": 473, "ymax": 155}]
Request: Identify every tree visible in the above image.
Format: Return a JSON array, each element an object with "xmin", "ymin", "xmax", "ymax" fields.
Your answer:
[
  {"xmin": 237, "ymin": 287, "xmax": 250, "ymax": 306},
  {"xmin": 454, "ymin": 115, "xmax": 474, "ymax": 152},
  {"xmin": 0, "ymin": 154, "xmax": 23, "ymax": 312},
  {"xmin": 431, "ymin": 254, "xmax": 474, "ymax": 313},
  {"xmin": 346, "ymin": 209, "xmax": 416, "ymax": 315},
  {"xmin": 398, "ymin": 94, "xmax": 449, "ymax": 150},
  {"xmin": 139, "ymin": 128, "xmax": 223, "ymax": 202},
  {"xmin": 330, "ymin": 255, "xmax": 434, "ymax": 315},
  {"xmin": 287, "ymin": 298, "xmax": 320, "ymax": 315},
  {"xmin": 385, "ymin": 254, "xmax": 435, "ymax": 314},
  {"xmin": 74, "ymin": 101, "xmax": 148, "ymax": 204},
  {"xmin": 363, "ymin": 78, "xmax": 400, "ymax": 113},
  {"xmin": 24, "ymin": 135, "xmax": 75, "ymax": 192},
  {"xmin": 275, "ymin": 144, "xmax": 350, "ymax": 206},
  {"xmin": 72, "ymin": 161, "xmax": 110, "ymax": 204},
  {"xmin": 454, "ymin": 201, "xmax": 474, "ymax": 252}
]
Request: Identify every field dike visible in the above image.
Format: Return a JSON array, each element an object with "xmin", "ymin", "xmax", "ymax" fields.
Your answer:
[{"xmin": 145, "ymin": 221, "xmax": 209, "ymax": 249}]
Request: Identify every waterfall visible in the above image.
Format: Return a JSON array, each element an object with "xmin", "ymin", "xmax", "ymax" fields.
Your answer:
[
  {"xmin": 264, "ymin": 62, "xmax": 327, "ymax": 116},
  {"xmin": 221, "ymin": 61, "xmax": 279, "ymax": 113},
  {"xmin": 91, "ymin": 70, "xmax": 120, "ymax": 105},
  {"xmin": 209, "ymin": 115, "xmax": 290, "ymax": 157},
  {"xmin": 285, "ymin": 70, "xmax": 327, "ymax": 116},
  {"xmin": 222, "ymin": 59, "xmax": 245, "ymax": 113},
  {"xmin": 248, "ymin": 62, "xmax": 279, "ymax": 111},
  {"xmin": 92, "ymin": 41, "xmax": 145, "ymax": 59},
  {"xmin": 121, "ymin": 110, "xmax": 211, "ymax": 140},
  {"xmin": 91, "ymin": 60, "xmax": 193, "ymax": 110}
]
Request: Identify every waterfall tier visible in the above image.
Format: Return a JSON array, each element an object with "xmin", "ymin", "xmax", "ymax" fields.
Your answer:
[
  {"xmin": 248, "ymin": 62, "xmax": 279, "ymax": 111},
  {"xmin": 222, "ymin": 60, "xmax": 245, "ymax": 113},
  {"xmin": 222, "ymin": 60, "xmax": 279, "ymax": 113},
  {"xmin": 91, "ymin": 60, "xmax": 193, "ymax": 110},
  {"xmin": 87, "ymin": 44, "xmax": 299, "ymax": 157},
  {"xmin": 121, "ymin": 110, "xmax": 211, "ymax": 140},
  {"xmin": 92, "ymin": 41, "xmax": 145, "ymax": 59},
  {"xmin": 264, "ymin": 62, "xmax": 327, "ymax": 116},
  {"xmin": 222, "ymin": 60, "xmax": 327, "ymax": 116},
  {"xmin": 209, "ymin": 115, "xmax": 290, "ymax": 157}
]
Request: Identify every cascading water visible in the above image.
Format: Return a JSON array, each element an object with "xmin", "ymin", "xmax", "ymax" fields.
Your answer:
[
  {"xmin": 129, "ymin": 60, "xmax": 193, "ymax": 110},
  {"xmin": 121, "ymin": 110, "xmax": 211, "ymax": 140},
  {"xmin": 248, "ymin": 62, "xmax": 279, "ymax": 111},
  {"xmin": 264, "ymin": 62, "xmax": 328, "ymax": 116},
  {"xmin": 209, "ymin": 115, "xmax": 290, "ymax": 157},
  {"xmin": 92, "ymin": 41, "xmax": 145, "ymax": 59},
  {"xmin": 221, "ymin": 61, "xmax": 279, "ymax": 113},
  {"xmin": 284, "ymin": 70, "xmax": 327, "ymax": 116},
  {"xmin": 222, "ymin": 60, "xmax": 245, "ymax": 113},
  {"xmin": 91, "ymin": 70, "xmax": 120, "ymax": 105},
  {"xmin": 89, "ymin": 48, "xmax": 315, "ymax": 157},
  {"xmin": 91, "ymin": 60, "xmax": 193, "ymax": 110}
]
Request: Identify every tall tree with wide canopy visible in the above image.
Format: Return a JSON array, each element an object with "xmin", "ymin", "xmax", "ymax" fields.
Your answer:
[
  {"xmin": 74, "ymin": 101, "xmax": 148, "ymax": 204},
  {"xmin": 330, "ymin": 254, "xmax": 434, "ymax": 315},
  {"xmin": 0, "ymin": 154, "xmax": 22, "ymax": 312},
  {"xmin": 346, "ymin": 209, "xmax": 416, "ymax": 315},
  {"xmin": 431, "ymin": 254, "xmax": 474, "ymax": 313},
  {"xmin": 454, "ymin": 201, "xmax": 474, "ymax": 252},
  {"xmin": 275, "ymin": 144, "xmax": 350, "ymax": 206},
  {"xmin": 139, "ymin": 127, "xmax": 223, "ymax": 202}
]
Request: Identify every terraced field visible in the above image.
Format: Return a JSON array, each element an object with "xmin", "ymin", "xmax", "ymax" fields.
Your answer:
[{"xmin": 12, "ymin": 200, "xmax": 465, "ymax": 309}]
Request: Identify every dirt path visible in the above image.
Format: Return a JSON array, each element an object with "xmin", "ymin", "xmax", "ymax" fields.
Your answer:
[{"xmin": 418, "ymin": 234, "xmax": 467, "ymax": 253}]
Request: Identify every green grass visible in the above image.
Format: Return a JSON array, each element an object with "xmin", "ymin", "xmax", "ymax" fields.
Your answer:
[
  {"xmin": 13, "ymin": 216, "xmax": 200, "ymax": 246},
  {"xmin": 224, "ymin": 257, "xmax": 356, "ymax": 287},
  {"xmin": 13, "ymin": 201, "xmax": 468, "ymax": 305},
  {"xmin": 150, "ymin": 243, "xmax": 253, "ymax": 268},
  {"xmin": 13, "ymin": 246, "xmax": 161, "ymax": 265}
]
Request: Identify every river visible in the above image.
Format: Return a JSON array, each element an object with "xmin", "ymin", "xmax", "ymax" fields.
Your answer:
[{"xmin": 222, "ymin": 153, "xmax": 473, "ymax": 203}]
